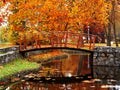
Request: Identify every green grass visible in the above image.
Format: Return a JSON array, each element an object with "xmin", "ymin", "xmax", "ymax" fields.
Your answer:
[
  {"xmin": 0, "ymin": 52, "xmax": 5, "ymax": 54},
  {"xmin": 0, "ymin": 59, "xmax": 40, "ymax": 79}
]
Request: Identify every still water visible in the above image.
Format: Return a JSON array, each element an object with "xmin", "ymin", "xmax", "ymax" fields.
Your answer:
[{"xmin": 3, "ymin": 49, "xmax": 120, "ymax": 90}]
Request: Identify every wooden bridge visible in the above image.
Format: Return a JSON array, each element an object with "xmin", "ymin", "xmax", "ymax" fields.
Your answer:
[{"xmin": 19, "ymin": 31, "xmax": 96, "ymax": 52}]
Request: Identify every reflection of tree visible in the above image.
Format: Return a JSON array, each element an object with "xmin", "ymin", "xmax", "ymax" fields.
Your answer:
[
  {"xmin": 77, "ymin": 55, "xmax": 83, "ymax": 75},
  {"xmin": 77, "ymin": 55, "xmax": 91, "ymax": 75}
]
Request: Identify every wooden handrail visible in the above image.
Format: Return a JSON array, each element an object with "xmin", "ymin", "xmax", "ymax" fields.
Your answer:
[{"xmin": 19, "ymin": 31, "xmax": 96, "ymax": 51}]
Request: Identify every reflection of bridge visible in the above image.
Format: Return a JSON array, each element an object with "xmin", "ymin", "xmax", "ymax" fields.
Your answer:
[{"xmin": 19, "ymin": 31, "xmax": 96, "ymax": 51}]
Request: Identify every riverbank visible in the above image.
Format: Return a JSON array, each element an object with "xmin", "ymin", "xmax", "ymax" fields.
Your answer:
[{"xmin": 0, "ymin": 58, "xmax": 40, "ymax": 89}]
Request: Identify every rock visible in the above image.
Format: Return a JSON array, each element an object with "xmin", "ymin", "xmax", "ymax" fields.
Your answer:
[
  {"xmin": 93, "ymin": 46, "xmax": 120, "ymax": 66},
  {"xmin": 11, "ymin": 78, "xmax": 20, "ymax": 82}
]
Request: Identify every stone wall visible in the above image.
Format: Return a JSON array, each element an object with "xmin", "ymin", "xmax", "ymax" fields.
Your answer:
[
  {"xmin": 93, "ymin": 66, "xmax": 120, "ymax": 80},
  {"xmin": 0, "ymin": 46, "xmax": 20, "ymax": 65},
  {"xmin": 93, "ymin": 46, "xmax": 120, "ymax": 66},
  {"xmin": 1, "ymin": 45, "xmax": 119, "ymax": 66}
]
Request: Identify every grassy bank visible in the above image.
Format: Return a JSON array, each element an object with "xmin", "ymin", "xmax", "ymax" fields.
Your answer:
[{"xmin": 0, "ymin": 59, "xmax": 40, "ymax": 80}]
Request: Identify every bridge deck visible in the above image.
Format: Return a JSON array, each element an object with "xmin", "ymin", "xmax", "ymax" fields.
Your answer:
[{"xmin": 19, "ymin": 44, "xmax": 94, "ymax": 53}]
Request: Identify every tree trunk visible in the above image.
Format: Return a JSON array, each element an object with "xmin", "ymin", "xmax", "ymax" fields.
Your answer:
[
  {"xmin": 112, "ymin": 1, "xmax": 118, "ymax": 47},
  {"xmin": 113, "ymin": 17, "xmax": 118, "ymax": 47},
  {"xmin": 107, "ymin": 23, "xmax": 111, "ymax": 46}
]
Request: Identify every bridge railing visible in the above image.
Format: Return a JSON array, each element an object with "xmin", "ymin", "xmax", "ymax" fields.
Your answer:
[{"xmin": 19, "ymin": 31, "xmax": 96, "ymax": 51}]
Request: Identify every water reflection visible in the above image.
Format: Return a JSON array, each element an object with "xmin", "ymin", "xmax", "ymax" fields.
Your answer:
[
  {"xmin": 40, "ymin": 54, "xmax": 91, "ymax": 77},
  {"xmin": 10, "ymin": 79, "xmax": 120, "ymax": 90},
  {"xmin": 93, "ymin": 66, "xmax": 120, "ymax": 80},
  {"xmin": 8, "ymin": 49, "xmax": 94, "ymax": 89},
  {"xmin": 24, "ymin": 49, "xmax": 92, "ymax": 81},
  {"xmin": 3, "ymin": 49, "xmax": 120, "ymax": 90}
]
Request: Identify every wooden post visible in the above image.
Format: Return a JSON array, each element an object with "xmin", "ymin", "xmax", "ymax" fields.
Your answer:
[
  {"xmin": 65, "ymin": 31, "xmax": 68, "ymax": 47},
  {"xmin": 19, "ymin": 36, "xmax": 22, "ymax": 51},
  {"xmin": 23, "ymin": 34, "xmax": 27, "ymax": 50},
  {"xmin": 38, "ymin": 35, "xmax": 41, "ymax": 48},
  {"xmin": 51, "ymin": 32, "xmax": 54, "ymax": 47},
  {"xmin": 89, "ymin": 36, "xmax": 92, "ymax": 50},
  {"xmin": 91, "ymin": 35, "xmax": 96, "ymax": 50},
  {"xmin": 77, "ymin": 33, "xmax": 83, "ymax": 48}
]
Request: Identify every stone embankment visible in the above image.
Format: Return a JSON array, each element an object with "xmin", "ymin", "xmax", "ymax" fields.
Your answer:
[
  {"xmin": 0, "ymin": 46, "xmax": 20, "ymax": 65},
  {"xmin": 93, "ymin": 46, "xmax": 120, "ymax": 66},
  {"xmin": 0, "ymin": 45, "xmax": 119, "ymax": 66}
]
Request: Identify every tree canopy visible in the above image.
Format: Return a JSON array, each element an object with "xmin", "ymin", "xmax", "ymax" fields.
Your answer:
[{"xmin": 1, "ymin": 0, "xmax": 112, "ymax": 44}]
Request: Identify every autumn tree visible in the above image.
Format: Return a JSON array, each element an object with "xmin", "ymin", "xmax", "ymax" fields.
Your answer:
[
  {"xmin": 109, "ymin": 0, "xmax": 118, "ymax": 46},
  {"xmin": 72, "ymin": 0, "xmax": 112, "ymax": 43},
  {"xmin": 4, "ymin": 0, "xmax": 112, "ymax": 45},
  {"xmin": 103, "ymin": 0, "xmax": 120, "ymax": 46},
  {"xmin": 0, "ymin": 0, "xmax": 10, "ymax": 26}
]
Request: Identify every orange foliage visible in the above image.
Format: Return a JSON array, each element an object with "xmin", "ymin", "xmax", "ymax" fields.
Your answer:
[
  {"xmin": 6, "ymin": 0, "xmax": 112, "ymax": 44},
  {"xmin": 0, "ymin": 0, "xmax": 8, "ymax": 6}
]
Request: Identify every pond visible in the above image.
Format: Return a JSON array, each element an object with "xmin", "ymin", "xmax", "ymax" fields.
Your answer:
[
  {"xmin": 23, "ymin": 49, "xmax": 93, "ymax": 82},
  {"xmin": 1, "ymin": 49, "xmax": 120, "ymax": 90}
]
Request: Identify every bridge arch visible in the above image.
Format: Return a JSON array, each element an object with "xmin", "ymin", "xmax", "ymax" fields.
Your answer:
[{"xmin": 19, "ymin": 47, "xmax": 94, "ymax": 80}]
